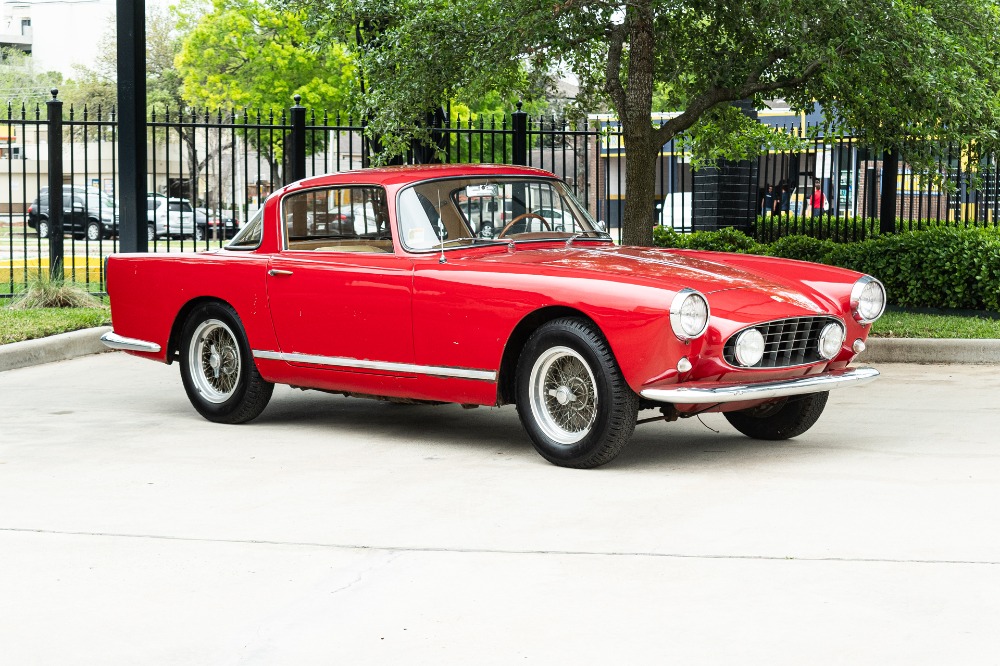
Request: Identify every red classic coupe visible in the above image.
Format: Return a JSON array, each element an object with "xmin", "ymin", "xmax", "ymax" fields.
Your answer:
[{"xmin": 102, "ymin": 164, "xmax": 885, "ymax": 468}]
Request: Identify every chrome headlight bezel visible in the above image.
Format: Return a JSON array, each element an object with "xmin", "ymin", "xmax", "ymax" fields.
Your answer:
[
  {"xmin": 850, "ymin": 276, "xmax": 886, "ymax": 324},
  {"xmin": 733, "ymin": 328, "xmax": 765, "ymax": 367},
  {"xmin": 818, "ymin": 322, "xmax": 846, "ymax": 360},
  {"xmin": 669, "ymin": 288, "xmax": 710, "ymax": 340}
]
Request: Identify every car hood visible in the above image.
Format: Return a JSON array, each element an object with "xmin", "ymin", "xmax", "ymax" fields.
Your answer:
[{"xmin": 465, "ymin": 244, "xmax": 837, "ymax": 314}]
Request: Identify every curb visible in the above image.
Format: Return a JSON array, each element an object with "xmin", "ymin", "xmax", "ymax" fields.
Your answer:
[
  {"xmin": 857, "ymin": 337, "xmax": 1000, "ymax": 365},
  {"xmin": 0, "ymin": 327, "xmax": 998, "ymax": 373},
  {"xmin": 0, "ymin": 326, "xmax": 112, "ymax": 373}
]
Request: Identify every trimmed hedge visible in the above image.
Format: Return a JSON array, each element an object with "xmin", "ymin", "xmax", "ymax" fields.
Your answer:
[
  {"xmin": 653, "ymin": 225, "xmax": 1000, "ymax": 311},
  {"xmin": 750, "ymin": 214, "xmax": 997, "ymax": 243}
]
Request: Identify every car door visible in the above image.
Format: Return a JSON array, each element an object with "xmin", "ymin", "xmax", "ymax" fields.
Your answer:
[{"xmin": 265, "ymin": 184, "xmax": 415, "ymax": 371}]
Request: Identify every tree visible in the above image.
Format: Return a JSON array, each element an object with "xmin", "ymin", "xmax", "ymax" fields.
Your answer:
[
  {"xmin": 291, "ymin": 0, "xmax": 1000, "ymax": 246},
  {"xmin": 0, "ymin": 47, "xmax": 63, "ymax": 112},
  {"xmin": 176, "ymin": 0, "xmax": 356, "ymax": 181}
]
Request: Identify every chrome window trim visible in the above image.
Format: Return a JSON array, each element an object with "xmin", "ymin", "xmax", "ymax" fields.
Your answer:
[{"xmin": 253, "ymin": 350, "xmax": 496, "ymax": 382}]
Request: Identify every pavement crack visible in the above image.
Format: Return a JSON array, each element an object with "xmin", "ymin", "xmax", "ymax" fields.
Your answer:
[{"xmin": 2, "ymin": 526, "xmax": 997, "ymax": 567}]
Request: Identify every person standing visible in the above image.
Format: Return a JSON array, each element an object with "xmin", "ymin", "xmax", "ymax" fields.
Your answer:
[
  {"xmin": 810, "ymin": 182, "xmax": 828, "ymax": 217},
  {"xmin": 762, "ymin": 184, "xmax": 775, "ymax": 216}
]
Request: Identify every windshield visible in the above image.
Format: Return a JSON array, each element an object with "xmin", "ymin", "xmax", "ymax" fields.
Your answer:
[{"xmin": 397, "ymin": 177, "xmax": 608, "ymax": 251}]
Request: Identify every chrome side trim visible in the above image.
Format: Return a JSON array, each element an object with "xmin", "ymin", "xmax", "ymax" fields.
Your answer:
[
  {"xmin": 100, "ymin": 331, "xmax": 162, "ymax": 353},
  {"xmin": 640, "ymin": 367, "xmax": 879, "ymax": 404},
  {"xmin": 253, "ymin": 350, "xmax": 497, "ymax": 382}
]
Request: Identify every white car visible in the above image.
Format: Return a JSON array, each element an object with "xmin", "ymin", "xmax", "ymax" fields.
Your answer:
[
  {"xmin": 657, "ymin": 192, "xmax": 693, "ymax": 231},
  {"xmin": 147, "ymin": 196, "xmax": 204, "ymax": 240}
]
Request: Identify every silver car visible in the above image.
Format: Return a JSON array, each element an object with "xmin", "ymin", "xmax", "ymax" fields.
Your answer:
[{"xmin": 147, "ymin": 196, "xmax": 203, "ymax": 240}]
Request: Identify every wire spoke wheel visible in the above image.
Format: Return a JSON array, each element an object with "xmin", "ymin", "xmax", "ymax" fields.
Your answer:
[
  {"xmin": 188, "ymin": 318, "xmax": 242, "ymax": 404},
  {"xmin": 529, "ymin": 346, "xmax": 598, "ymax": 445}
]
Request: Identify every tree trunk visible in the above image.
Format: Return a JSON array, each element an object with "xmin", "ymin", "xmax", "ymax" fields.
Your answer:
[
  {"xmin": 620, "ymin": 133, "xmax": 658, "ymax": 247},
  {"xmin": 618, "ymin": 0, "xmax": 658, "ymax": 247}
]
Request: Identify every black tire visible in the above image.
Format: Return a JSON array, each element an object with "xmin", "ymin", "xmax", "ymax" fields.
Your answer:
[
  {"xmin": 195, "ymin": 225, "xmax": 205, "ymax": 241},
  {"xmin": 147, "ymin": 224, "xmax": 156, "ymax": 241},
  {"xmin": 515, "ymin": 317, "xmax": 639, "ymax": 468},
  {"xmin": 179, "ymin": 301, "xmax": 274, "ymax": 424},
  {"xmin": 37, "ymin": 218, "xmax": 49, "ymax": 239},
  {"xmin": 86, "ymin": 219, "xmax": 103, "ymax": 241},
  {"xmin": 724, "ymin": 392, "xmax": 829, "ymax": 440}
]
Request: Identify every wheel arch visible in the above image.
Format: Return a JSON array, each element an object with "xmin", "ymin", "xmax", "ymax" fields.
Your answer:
[
  {"xmin": 166, "ymin": 296, "xmax": 238, "ymax": 365},
  {"xmin": 496, "ymin": 305, "xmax": 603, "ymax": 405}
]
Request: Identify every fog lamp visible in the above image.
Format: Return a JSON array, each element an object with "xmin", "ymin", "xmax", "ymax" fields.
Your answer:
[
  {"xmin": 733, "ymin": 328, "xmax": 765, "ymax": 367},
  {"xmin": 818, "ymin": 322, "xmax": 846, "ymax": 360}
]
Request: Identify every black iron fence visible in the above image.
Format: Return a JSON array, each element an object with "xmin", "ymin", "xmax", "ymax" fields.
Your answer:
[{"xmin": 3, "ymin": 96, "xmax": 999, "ymax": 296}]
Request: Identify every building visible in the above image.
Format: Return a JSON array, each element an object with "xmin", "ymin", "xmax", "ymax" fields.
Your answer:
[{"xmin": 1, "ymin": 0, "xmax": 115, "ymax": 76}]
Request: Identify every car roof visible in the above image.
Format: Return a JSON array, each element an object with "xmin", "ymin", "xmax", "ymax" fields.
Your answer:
[{"xmin": 282, "ymin": 164, "xmax": 557, "ymax": 193}]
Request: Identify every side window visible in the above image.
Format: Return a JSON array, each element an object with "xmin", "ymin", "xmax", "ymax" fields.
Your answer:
[{"xmin": 282, "ymin": 186, "xmax": 390, "ymax": 253}]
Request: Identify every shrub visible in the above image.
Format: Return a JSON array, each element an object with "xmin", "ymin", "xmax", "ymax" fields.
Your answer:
[
  {"xmin": 653, "ymin": 226, "xmax": 1000, "ymax": 311},
  {"xmin": 9, "ymin": 271, "xmax": 104, "ymax": 310}
]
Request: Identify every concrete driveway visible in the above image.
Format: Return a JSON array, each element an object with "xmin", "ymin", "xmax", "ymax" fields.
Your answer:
[{"xmin": 1, "ymin": 354, "xmax": 998, "ymax": 664}]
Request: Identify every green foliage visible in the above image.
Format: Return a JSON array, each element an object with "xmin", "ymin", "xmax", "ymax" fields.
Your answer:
[
  {"xmin": 0, "ymin": 306, "xmax": 110, "ymax": 345},
  {"xmin": 871, "ymin": 310, "xmax": 1000, "ymax": 339},
  {"xmin": 0, "ymin": 47, "xmax": 63, "ymax": 108},
  {"xmin": 653, "ymin": 225, "xmax": 1000, "ymax": 311},
  {"xmin": 288, "ymin": 0, "xmax": 1000, "ymax": 247},
  {"xmin": 177, "ymin": 0, "xmax": 355, "ymax": 113}
]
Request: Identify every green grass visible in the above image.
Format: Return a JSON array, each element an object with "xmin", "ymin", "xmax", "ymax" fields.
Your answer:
[
  {"xmin": 871, "ymin": 310, "xmax": 1000, "ymax": 339},
  {"xmin": 0, "ymin": 306, "xmax": 111, "ymax": 344}
]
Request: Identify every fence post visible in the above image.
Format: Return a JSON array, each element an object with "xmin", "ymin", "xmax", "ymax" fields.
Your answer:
[
  {"xmin": 512, "ymin": 101, "xmax": 527, "ymax": 166},
  {"xmin": 879, "ymin": 147, "xmax": 899, "ymax": 234},
  {"xmin": 116, "ymin": 0, "xmax": 147, "ymax": 253},
  {"xmin": 46, "ymin": 89, "xmax": 63, "ymax": 281},
  {"xmin": 289, "ymin": 95, "xmax": 306, "ymax": 183}
]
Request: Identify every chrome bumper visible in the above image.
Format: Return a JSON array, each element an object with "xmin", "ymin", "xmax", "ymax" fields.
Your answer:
[
  {"xmin": 100, "ymin": 331, "xmax": 162, "ymax": 353},
  {"xmin": 639, "ymin": 367, "xmax": 879, "ymax": 404}
]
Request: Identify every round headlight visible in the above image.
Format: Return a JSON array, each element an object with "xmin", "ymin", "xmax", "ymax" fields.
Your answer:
[
  {"xmin": 733, "ymin": 328, "xmax": 765, "ymax": 367},
  {"xmin": 818, "ymin": 322, "xmax": 846, "ymax": 360},
  {"xmin": 670, "ymin": 288, "xmax": 709, "ymax": 340},
  {"xmin": 851, "ymin": 276, "xmax": 886, "ymax": 324}
]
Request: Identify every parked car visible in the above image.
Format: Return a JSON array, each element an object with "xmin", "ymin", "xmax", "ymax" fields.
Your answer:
[
  {"xmin": 27, "ymin": 186, "xmax": 118, "ymax": 240},
  {"xmin": 196, "ymin": 207, "xmax": 239, "ymax": 240},
  {"xmin": 146, "ymin": 195, "xmax": 201, "ymax": 240},
  {"xmin": 103, "ymin": 164, "xmax": 884, "ymax": 469},
  {"xmin": 657, "ymin": 192, "xmax": 693, "ymax": 230}
]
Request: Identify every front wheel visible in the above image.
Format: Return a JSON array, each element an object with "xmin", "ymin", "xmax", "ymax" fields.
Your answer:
[
  {"xmin": 515, "ymin": 318, "xmax": 639, "ymax": 468},
  {"xmin": 179, "ymin": 302, "xmax": 274, "ymax": 424},
  {"xmin": 724, "ymin": 392, "xmax": 829, "ymax": 440},
  {"xmin": 147, "ymin": 224, "xmax": 156, "ymax": 241}
]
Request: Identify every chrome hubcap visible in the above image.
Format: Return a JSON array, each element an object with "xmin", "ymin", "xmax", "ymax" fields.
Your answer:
[
  {"xmin": 188, "ymin": 319, "xmax": 241, "ymax": 403},
  {"xmin": 529, "ymin": 346, "xmax": 598, "ymax": 445}
]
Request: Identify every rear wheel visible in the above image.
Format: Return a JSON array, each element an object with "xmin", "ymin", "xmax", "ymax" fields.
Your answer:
[
  {"xmin": 195, "ymin": 225, "xmax": 205, "ymax": 241},
  {"xmin": 724, "ymin": 392, "xmax": 829, "ymax": 440},
  {"xmin": 37, "ymin": 218, "xmax": 49, "ymax": 239},
  {"xmin": 179, "ymin": 302, "xmax": 273, "ymax": 424},
  {"xmin": 515, "ymin": 318, "xmax": 639, "ymax": 468}
]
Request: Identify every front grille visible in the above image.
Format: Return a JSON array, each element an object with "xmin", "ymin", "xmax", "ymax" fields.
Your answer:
[{"xmin": 723, "ymin": 316, "xmax": 841, "ymax": 368}]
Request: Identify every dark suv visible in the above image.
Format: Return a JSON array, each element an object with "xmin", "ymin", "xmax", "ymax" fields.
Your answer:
[{"xmin": 27, "ymin": 187, "xmax": 119, "ymax": 240}]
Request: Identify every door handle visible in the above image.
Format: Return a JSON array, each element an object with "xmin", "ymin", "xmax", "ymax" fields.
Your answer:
[{"xmin": 268, "ymin": 269, "xmax": 293, "ymax": 276}]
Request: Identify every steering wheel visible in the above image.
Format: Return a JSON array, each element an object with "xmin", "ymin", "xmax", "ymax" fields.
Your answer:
[{"xmin": 496, "ymin": 213, "xmax": 551, "ymax": 238}]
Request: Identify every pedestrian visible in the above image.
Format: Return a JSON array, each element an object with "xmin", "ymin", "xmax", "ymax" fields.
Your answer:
[
  {"xmin": 762, "ymin": 184, "xmax": 774, "ymax": 217},
  {"xmin": 810, "ymin": 182, "xmax": 828, "ymax": 217},
  {"xmin": 779, "ymin": 179, "xmax": 792, "ymax": 213},
  {"xmin": 774, "ymin": 179, "xmax": 787, "ymax": 215}
]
